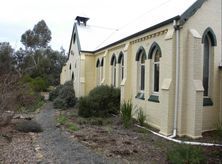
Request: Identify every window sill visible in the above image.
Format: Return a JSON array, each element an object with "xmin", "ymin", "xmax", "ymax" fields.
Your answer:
[
  {"xmin": 203, "ymin": 98, "xmax": 213, "ymax": 106},
  {"xmin": 135, "ymin": 93, "xmax": 145, "ymax": 100},
  {"xmin": 148, "ymin": 95, "xmax": 160, "ymax": 103}
]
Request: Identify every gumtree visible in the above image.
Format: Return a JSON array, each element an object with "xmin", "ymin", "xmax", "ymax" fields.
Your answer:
[
  {"xmin": 0, "ymin": 42, "xmax": 14, "ymax": 74},
  {"xmin": 21, "ymin": 20, "xmax": 51, "ymax": 50}
]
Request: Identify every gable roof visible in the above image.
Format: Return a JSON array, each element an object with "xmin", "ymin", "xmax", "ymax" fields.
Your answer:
[{"xmin": 71, "ymin": 0, "xmax": 206, "ymax": 53}]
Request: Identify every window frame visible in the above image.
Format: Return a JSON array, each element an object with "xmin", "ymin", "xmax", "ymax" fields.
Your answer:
[
  {"xmin": 111, "ymin": 55, "xmax": 117, "ymax": 87},
  {"xmin": 137, "ymin": 52, "xmax": 146, "ymax": 95},
  {"xmin": 96, "ymin": 59, "xmax": 100, "ymax": 86},
  {"xmin": 152, "ymin": 49, "xmax": 160, "ymax": 95},
  {"xmin": 118, "ymin": 53, "xmax": 124, "ymax": 85},
  {"xmin": 202, "ymin": 27, "xmax": 217, "ymax": 106}
]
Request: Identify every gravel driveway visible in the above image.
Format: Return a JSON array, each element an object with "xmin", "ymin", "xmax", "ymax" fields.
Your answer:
[{"xmin": 35, "ymin": 102, "xmax": 122, "ymax": 164}]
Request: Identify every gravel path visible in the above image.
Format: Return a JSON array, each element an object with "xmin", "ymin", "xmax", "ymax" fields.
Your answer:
[{"xmin": 35, "ymin": 102, "xmax": 122, "ymax": 164}]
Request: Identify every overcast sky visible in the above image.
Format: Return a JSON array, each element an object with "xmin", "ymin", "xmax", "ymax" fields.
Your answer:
[{"xmin": 0, "ymin": 0, "xmax": 171, "ymax": 52}]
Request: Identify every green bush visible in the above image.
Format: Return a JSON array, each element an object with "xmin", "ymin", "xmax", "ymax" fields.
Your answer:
[
  {"xmin": 49, "ymin": 85, "xmax": 63, "ymax": 101},
  {"xmin": 120, "ymin": 100, "xmax": 133, "ymax": 128},
  {"xmin": 30, "ymin": 77, "xmax": 48, "ymax": 92},
  {"xmin": 52, "ymin": 81, "xmax": 76, "ymax": 109},
  {"xmin": 167, "ymin": 144, "xmax": 205, "ymax": 164},
  {"xmin": 137, "ymin": 108, "xmax": 146, "ymax": 126},
  {"xmin": 78, "ymin": 85, "xmax": 120, "ymax": 118},
  {"xmin": 53, "ymin": 97, "xmax": 67, "ymax": 109},
  {"xmin": 16, "ymin": 120, "xmax": 43, "ymax": 133}
]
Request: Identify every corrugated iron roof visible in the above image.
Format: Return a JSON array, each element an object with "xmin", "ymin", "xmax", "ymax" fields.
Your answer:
[{"xmin": 76, "ymin": 0, "xmax": 202, "ymax": 52}]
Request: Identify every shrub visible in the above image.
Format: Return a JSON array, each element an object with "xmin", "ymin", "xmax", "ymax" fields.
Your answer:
[
  {"xmin": 78, "ymin": 96, "xmax": 93, "ymax": 117},
  {"xmin": 15, "ymin": 120, "xmax": 43, "ymax": 133},
  {"xmin": 216, "ymin": 122, "xmax": 222, "ymax": 138},
  {"xmin": 49, "ymin": 85, "xmax": 63, "ymax": 101},
  {"xmin": 120, "ymin": 100, "xmax": 133, "ymax": 128},
  {"xmin": 78, "ymin": 85, "xmax": 120, "ymax": 118},
  {"xmin": 21, "ymin": 75, "xmax": 48, "ymax": 92},
  {"xmin": 137, "ymin": 108, "xmax": 146, "ymax": 126},
  {"xmin": 53, "ymin": 97, "xmax": 67, "ymax": 109},
  {"xmin": 51, "ymin": 81, "xmax": 76, "ymax": 109},
  {"xmin": 167, "ymin": 144, "xmax": 205, "ymax": 164}
]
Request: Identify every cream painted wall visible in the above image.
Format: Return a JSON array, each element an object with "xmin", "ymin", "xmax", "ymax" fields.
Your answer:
[{"xmin": 179, "ymin": 0, "xmax": 222, "ymax": 137}]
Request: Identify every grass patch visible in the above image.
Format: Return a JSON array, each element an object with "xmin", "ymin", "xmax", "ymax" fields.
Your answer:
[
  {"xmin": 137, "ymin": 109, "xmax": 146, "ymax": 126},
  {"xmin": 167, "ymin": 144, "xmax": 205, "ymax": 164},
  {"xmin": 67, "ymin": 122, "xmax": 79, "ymax": 132},
  {"xmin": 57, "ymin": 114, "xmax": 68, "ymax": 125},
  {"xmin": 57, "ymin": 114, "xmax": 79, "ymax": 132}
]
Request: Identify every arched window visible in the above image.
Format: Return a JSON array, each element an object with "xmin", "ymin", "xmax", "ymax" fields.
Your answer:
[
  {"xmin": 118, "ymin": 52, "xmax": 124, "ymax": 85},
  {"xmin": 148, "ymin": 42, "xmax": 162, "ymax": 95},
  {"xmin": 111, "ymin": 55, "xmax": 117, "ymax": 87},
  {"xmin": 153, "ymin": 49, "xmax": 161, "ymax": 93},
  {"xmin": 136, "ymin": 47, "xmax": 146, "ymax": 99},
  {"xmin": 100, "ymin": 58, "xmax": 104, "ymax": 82},
  {"xmin": 202, "ymin": 28, "xmax": 217, "ymax": 102},
  {"xmin": 69, "ymin": 64, "xmax": 72, "ymax": 70},
  {"xmin": 96, "ymin": 59, "xmax": 100, "ymax": 85},
  {"xmin": 72, "ymin": 72, "xmax": 74, "ymax": 81},
  {"xmin": 73, "ymin": 33, "xmax": 76, "ymax": 44}
]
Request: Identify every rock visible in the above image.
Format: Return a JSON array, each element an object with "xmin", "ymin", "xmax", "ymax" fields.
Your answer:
[
  {"xmin": 0, "ymin": 111, "xmax": 14, "ymax": 126},
  {"xmin": 56, "ymin": 123, "xmax": 61, "ymax": 127}
]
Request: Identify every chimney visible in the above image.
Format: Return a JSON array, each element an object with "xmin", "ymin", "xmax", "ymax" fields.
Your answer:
[{"xmin": 75, "ymin": 16, "xmax": 89, "ymax": 26}]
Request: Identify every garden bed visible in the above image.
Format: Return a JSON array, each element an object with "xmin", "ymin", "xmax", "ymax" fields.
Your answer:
[{"xmin": 56, "ymin": 109, "xmax": 222, "ymax": 163}]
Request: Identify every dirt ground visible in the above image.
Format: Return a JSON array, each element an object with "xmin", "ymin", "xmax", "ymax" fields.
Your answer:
[
  {"xmin": 0, "ymin": 124, "xmax": 38, "ymax": 163},
  {"xmin": 1, "ymin": 105, "xmax": 222, "ymax": 163},
  {"xmin": 58, "ymin": 109, "xmax": 222, "ymax": 163}
]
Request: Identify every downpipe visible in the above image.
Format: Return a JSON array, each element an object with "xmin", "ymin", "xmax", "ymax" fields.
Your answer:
[{"xmin": 170, "ymin": 20, "xmax": 181, "ymax": 138}]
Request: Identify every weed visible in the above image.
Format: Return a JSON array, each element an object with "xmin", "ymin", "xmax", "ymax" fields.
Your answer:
[
  {"xmin": 57, "ymin": 115, "xmax": 68, "ymax": 125},
  {"xmin": 216, "ymin": 122, "xmax": 222, "ymax": 138},
  {"xmin": 67, "ymin": 123, "xmax": 79, "ymax": 131},
  {"xmin": 137, "ymin": 108, "xmax": 146, "ymax": 126},
  {"xmin": 167, "ymin": 144, "xmax": 205, "ymax": 164},
  {"xmin": 120, "ymin": 100, "xmax": 133, "ymax": 128}
]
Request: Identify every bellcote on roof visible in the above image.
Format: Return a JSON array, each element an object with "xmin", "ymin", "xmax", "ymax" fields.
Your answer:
[{"xmin": 75, "ymin": 16, "xmax": 90, "ymax": 26}]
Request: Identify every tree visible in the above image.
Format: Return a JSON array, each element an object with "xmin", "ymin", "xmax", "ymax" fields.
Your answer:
[
  {"xmin": 0, "ymin": 42, "xmax": 14, "ymax": 75},
  {"xmin": 21, "ymin": 20, "xmax": 51, "ymax": 50},
  {"xmin": 20, "ymin": 20, "xmax": 52, "ymax": 71}
]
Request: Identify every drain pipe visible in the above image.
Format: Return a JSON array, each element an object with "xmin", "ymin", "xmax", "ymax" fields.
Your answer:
[{"xmin": 170, "ymin": 20, "xmax": 181, "ymax": 138}]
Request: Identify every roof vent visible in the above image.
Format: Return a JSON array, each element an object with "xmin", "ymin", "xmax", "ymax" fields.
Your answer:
[{"xmin": 75, "ymin": 16, "xmax": 89, "ymax": 26}]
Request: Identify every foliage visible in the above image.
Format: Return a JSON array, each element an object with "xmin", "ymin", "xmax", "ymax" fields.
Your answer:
[
  {"xmin": 57, "ymin": 115, "xmax": 68, "ymax": 125},
  {"xmin": 49, "ymin": 85, "xmax": 63, "ymax": 101},
  {"xmin": 53, "ymin": 97, "xmax": 67, "ymax": 109},
  {"xmin": 67, "ymin": 122, "xmax": 79, "ymax": 132},
  {"xmin": 57, "ymin": 114, "xmax": 79, "ymax": 131},
  {"xmin": 52, "ymin": 81, "xmax": 76, "ymax": 109},
  {"xmin": 167, "ymin": 144, "xmax": 205, "ymax": 164},
  {"xmin": 21, "ymin": 20, "xmax": 51, "ymax": 50},
  {"xmin": 0, "ymin": 42, "xmax": 14, "ymax": 74},
  {"xmin": 137, "ymin": 109, "xmax": 146, "ymax": 126},
  {"xmin": 120, "ymin": 100, "xmax": 133, "ymax": 128},
  {"xmin": 15, "ymin": 120, "xmax": 43, "ymax": 133},
  {"xmin": 78, "ymin": 85, "xmax": 120, "ymax": 118},
  {"xmin": 216, "ymin": 122, "xmax": 222, "ymax": 138}
]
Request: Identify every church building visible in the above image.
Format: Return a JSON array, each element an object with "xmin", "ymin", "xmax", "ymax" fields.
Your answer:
[{"xmin": 60, "ymin": 0, "xmax": 222, "ymax": 138}]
